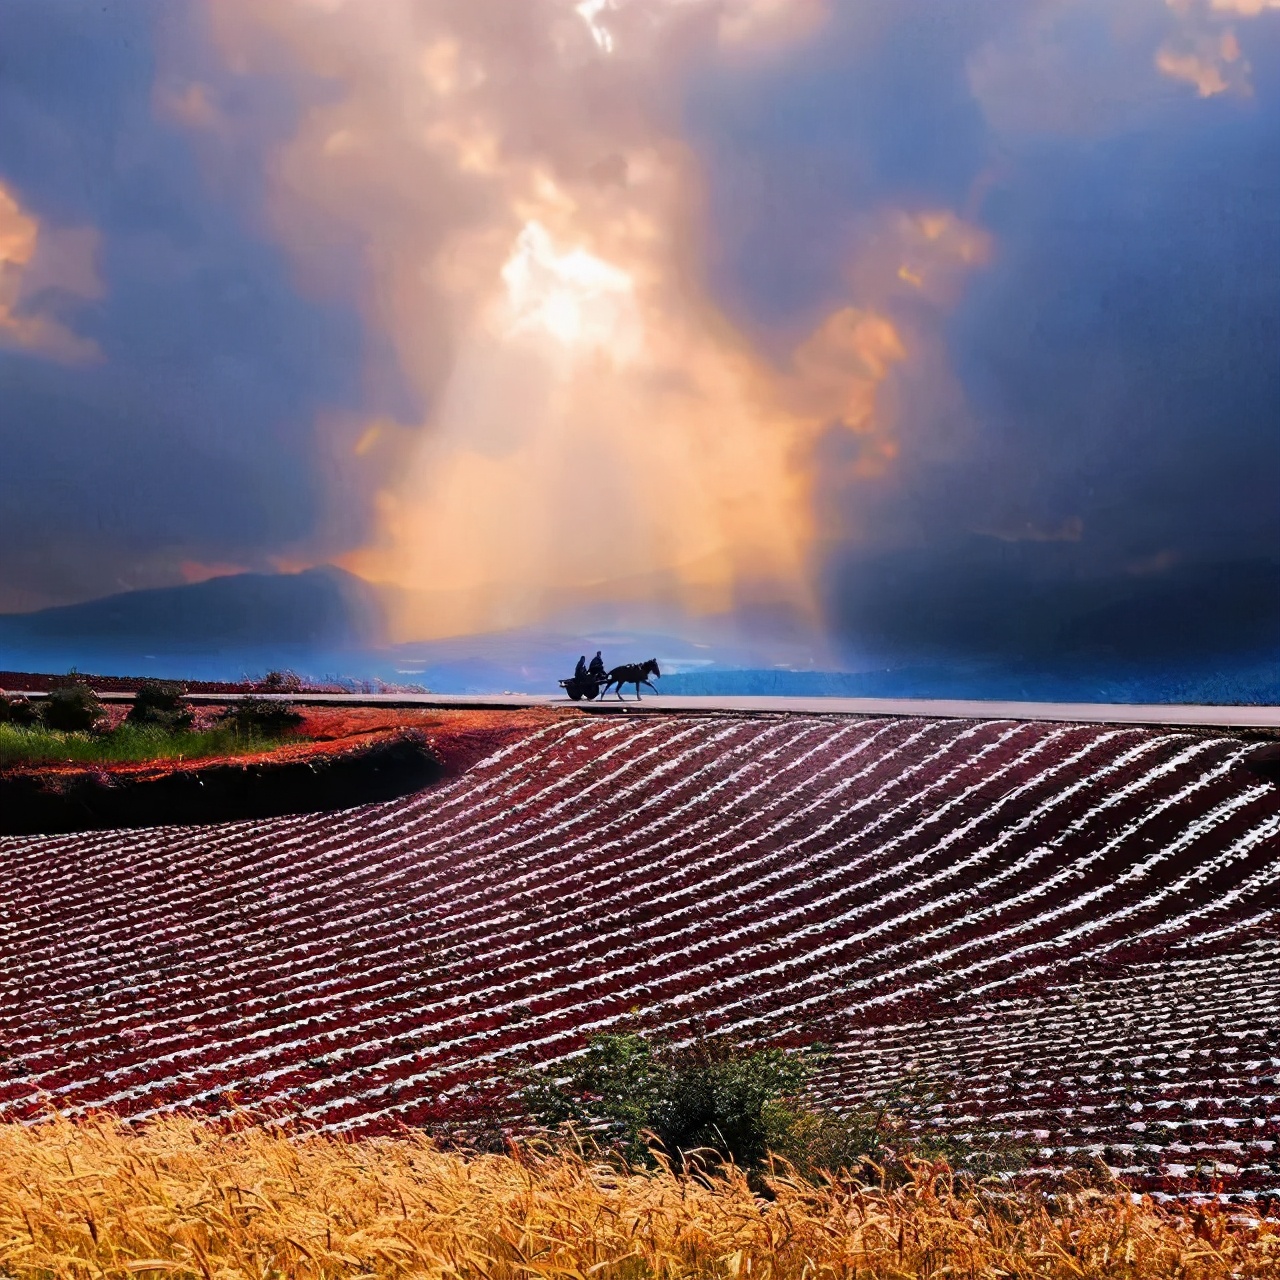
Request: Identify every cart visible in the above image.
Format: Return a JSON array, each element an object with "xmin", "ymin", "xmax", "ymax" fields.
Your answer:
[{"xmin": 558, "ymin": 674, "xmax": 604, "ymax": 701}]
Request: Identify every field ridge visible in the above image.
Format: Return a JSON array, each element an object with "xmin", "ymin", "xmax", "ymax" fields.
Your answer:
[{"xmin": 2, "ymin": 712, "xmax": 1277, "ymax": 1200}]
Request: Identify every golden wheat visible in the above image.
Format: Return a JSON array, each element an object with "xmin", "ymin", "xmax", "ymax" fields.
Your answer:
[{"xmin": 0, "ymin": 1116, "xmax": 1276, "ymax": 1279}]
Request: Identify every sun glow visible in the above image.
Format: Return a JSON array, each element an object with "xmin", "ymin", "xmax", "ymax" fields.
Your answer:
[
  {"xmin": 345, "ymin": 207, "xmax": 816, "ymax": 637},
  {"xmin": 576, "ymin": 0, "xmax": 615, "ymax": 52},
  {"xmin": 200, "ymin": 0, "xmax": 988, "ymax": 641},
  {"xmin": 501, "ymin": 221, "xmax": 639, "ymax": 355}
]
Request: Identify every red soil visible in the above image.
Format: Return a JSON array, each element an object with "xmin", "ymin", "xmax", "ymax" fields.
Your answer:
[
  {"xmin": 2, "ymin": 704, "xmax": 574, "ymax": 781},
  {"xmin": 4, "ymin": 712, "xmax": 1277, "ymax": 1202},
  {"xmin": 0, "ymin": 706, "xmax": 579, "ymax": 833},
  {"xmin": 293, "ymin": 706, "xmax": 575, "ymax": 775},
  {"xmin": 0, "ymin": 725, "xmax": 454, "ymax": 837}
]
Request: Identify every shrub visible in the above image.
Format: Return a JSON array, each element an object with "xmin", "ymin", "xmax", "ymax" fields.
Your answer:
[
  {"xmin": 524, "ymin": 1033, "xmax": 809, "ymax": 1173},
  {"xmin": 523, "ymin": 1033, "xmax": 1029, "ymax": 1182},
  {"xmin": 258, "ymin": 669, "xmax": 303, "ymax": 693},
  {"xmin": 126, "ymin": 680, "xmax": 193, "ymax": 733},
  {"xmin": 0, "ymin": 694, "xmax": 40, "ymax": 727},
  {"xmin": 41, "ymin": 682, "xmax": 104, "ymax": 733},
  {"xmin": 216, "ymin": 695, "xmax": 304, "ymax": 739}
]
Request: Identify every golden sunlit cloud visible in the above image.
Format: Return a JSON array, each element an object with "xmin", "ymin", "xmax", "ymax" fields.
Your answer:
[
  {"xmin": 193, "ymin": 0, "xmax": 983, "ymax": 640},
  {"xmin": 0, "ymin": 181, "xmax": 102, "ymax": 364},
  {"xmin": 573, "ymin": 0, "xmax": 827, "ymax": 55},
  {"xmin": 1158, "ymin": 0, "xmax": 1279, "ymax": 95},
  {"xmin": 970, "ymin": 0, "xmax": 1273, "ymax": 137},
  {"xmin": 1209, "ymin": 0, "xmax": 1280, "ymax": 13},
  {"xmin": 789, "ymin": 309, "xmax": 906, "ymax": 480},
  {"xmin": 859, "ymin": 210, "xmax": 993, "ymax": 308},
  {"xmin": 345, "ymin": 196, "xmax": 816, "ymax": 636},
  {"xmin": 1156, "ymin": 27, "xmax": 1249, "ymax": 94},
  {"xmin": 500, "ymin": 221, "xmax": 640, "ymax": 355}
]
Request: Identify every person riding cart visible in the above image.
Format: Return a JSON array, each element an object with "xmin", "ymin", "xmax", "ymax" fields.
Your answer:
[{"xmin": 560, "ymin": 650, "xmax": 608, "ymax": 700}]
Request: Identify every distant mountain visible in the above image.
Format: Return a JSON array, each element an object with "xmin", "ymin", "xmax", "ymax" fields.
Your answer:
[
  {"xmin": 659, "ymin": 657, "xmax": 1280, "ymax": 704},
  {"xmin": 0, "ymin": 577, "xmax": 825, "ymax": 688},
  {"xmin": 830, "ymin": 549, "xmax": 1280, "ymax": 665},
  {"xmin": 0, "ymin": 567, "xmax": 387, "ymax": 677},
  {"xmin": 5, "ymin": 564, "xmax": 1274, "ymax": 704}
]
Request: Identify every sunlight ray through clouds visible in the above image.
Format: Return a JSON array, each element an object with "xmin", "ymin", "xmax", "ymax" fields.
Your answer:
[{"xmin": 190, "ymin": 0, "xmax": 975, "ymax": 639}]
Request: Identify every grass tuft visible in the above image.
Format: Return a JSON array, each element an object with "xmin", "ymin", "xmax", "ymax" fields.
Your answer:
[
  {"xmin": 0, "ymin": 722, "xmax": 299, "ymax": 769},
  {"xmin": 0, "ymin": 1116, "xmax": 1276, "ymax": 1279}
]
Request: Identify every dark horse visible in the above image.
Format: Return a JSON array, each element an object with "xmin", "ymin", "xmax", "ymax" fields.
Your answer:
[{"xmin": 601, "ymin": 658, "xmax": 661, "ymax": 700}]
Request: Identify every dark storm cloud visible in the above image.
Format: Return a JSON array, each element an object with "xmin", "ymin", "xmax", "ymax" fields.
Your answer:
[
  {"xmin": 1, "ymin": 0, "xmax": 1275, "ymax": 682},
  {"xmin": 0, "ymin": 0, "xmax": 392, "ymax": 610},
  {"xmin": 686, "ymin": 0, "xmax": 1280, "ymax": 669},
  {"xmin": 684, "ymin": 0, "xmax": 1008, "ymax": 338}
]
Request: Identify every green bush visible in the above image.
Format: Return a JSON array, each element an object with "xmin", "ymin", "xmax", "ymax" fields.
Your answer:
[
  {"xmin": 0, "ymin": 694, "xmax": 40, "ymax": 727},
  {"xmin": 524, "ymin": 1033, "xmax": 808, "ymax": 1173},
  {"xmin": 126, "ymin": 681, "xmax": 193, "ymax": 733},
  {"xmin": 41, "ymin": 683, "xmax": 104, "ymax": 733},
  {"xmin": 523, "ymin": 1033, "xmax": 1029, "ymax": 1183},
  {"xmin": 216, "ymin": 695, "xmax": 304, "ymax": 739}
]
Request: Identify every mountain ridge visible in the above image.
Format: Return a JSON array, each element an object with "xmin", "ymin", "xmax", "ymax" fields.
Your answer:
[{"xmin": 0, "ymin": 567, "xmax": 386, "ymax": 674}]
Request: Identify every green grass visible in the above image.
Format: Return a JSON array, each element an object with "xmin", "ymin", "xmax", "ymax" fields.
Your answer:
[{"xmin": 0, "ymin": 722, "xmax": 301, "ymax": 769}]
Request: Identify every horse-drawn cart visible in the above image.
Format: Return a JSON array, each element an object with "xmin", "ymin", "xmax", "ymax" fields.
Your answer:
[{"xmin": 558, "ymin": 658, "xmax": 661, "ymax": 701}]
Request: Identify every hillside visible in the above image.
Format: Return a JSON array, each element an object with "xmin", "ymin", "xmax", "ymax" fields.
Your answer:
[
  {"xmin": 2, "ymin": 711, "xmax": 1278, "ymax": 1199},
  {"xmin": 0, "ymin": 567, "xmax": 385, "ymax": 675}
]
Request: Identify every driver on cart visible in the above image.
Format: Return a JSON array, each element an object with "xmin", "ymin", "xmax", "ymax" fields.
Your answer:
[{"xmin": 587, "ymin": 651, "xmax": 606, "ymax": 681}]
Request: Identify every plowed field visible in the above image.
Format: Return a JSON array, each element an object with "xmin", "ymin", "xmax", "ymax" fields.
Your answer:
[{"xmin": 3, "ymin": 713, "xmax": 1278, "ymax": 1199}]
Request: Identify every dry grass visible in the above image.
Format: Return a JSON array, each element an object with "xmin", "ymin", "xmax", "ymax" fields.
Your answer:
[{"xmin": 1, "ymin": 1117, "xmax": 1277, "ymax": 1280}]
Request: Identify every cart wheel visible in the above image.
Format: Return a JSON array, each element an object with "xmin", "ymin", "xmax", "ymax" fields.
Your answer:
[{"xmin": 567, "ymin": 686, "xmax": 584, "ymax": 701}]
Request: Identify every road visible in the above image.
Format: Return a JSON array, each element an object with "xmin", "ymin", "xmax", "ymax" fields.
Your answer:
[
  {"xmin": 13, "ymin": 686, "xmax": 1280, "ymax": 727},
  {"xmin": 166, "ymin": 690, "xmax": 1280, "ymax": 728}
]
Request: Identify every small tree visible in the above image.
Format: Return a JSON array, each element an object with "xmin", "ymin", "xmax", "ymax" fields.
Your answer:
[
  {"xmin": 524, "ymin": 1033, "xmax": 809, "ymax": 1173},
  {"xmin": 126, "ymin": 681, "xmax": 193, "ymax": 733},
  {"xmin": 42, "ymin": 682, "xmax": 104, "ymax": 733}
]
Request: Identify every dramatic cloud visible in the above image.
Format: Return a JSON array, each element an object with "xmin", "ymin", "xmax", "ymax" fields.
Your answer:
[
  {"xmin": 1155, "ymin": 0, "xmax": 1268, "ymax": 96},
  {"xmin": 185, "ymin": 0, "xmax": 947, "ymax": 639},
  {"xmin": 683, "ymin": 0, "xmax": 1279, "ymax": 667},
  {"xmin": 0, "ymin": 0, "xmax": 376, "ymax": 612},
  {"xmin": 0, "ymin": 181, "xmax": 101, "ymax": 363},
  {"xmin": 0, "ymin": 0, "xmax": 1275, "ymax": 680}
]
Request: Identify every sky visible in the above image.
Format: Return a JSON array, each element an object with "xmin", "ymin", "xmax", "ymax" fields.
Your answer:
[{"xmin": 1, "ymin": 0, "xmax": 1277, "ymax": 674}]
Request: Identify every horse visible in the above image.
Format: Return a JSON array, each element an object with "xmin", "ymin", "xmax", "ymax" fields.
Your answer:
[{"xmin": 600, "ymin": 658, "xmax": 661, "ymax": 700}]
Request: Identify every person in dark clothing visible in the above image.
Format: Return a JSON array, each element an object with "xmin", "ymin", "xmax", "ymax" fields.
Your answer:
[
  {"xmin": 574, "ymin": 655, "xmax": 588, "ymax": 681},
  {"xmin": 587, "ymin": 651, "xmax": 606, "ymax": 680}
]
